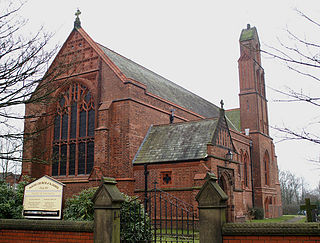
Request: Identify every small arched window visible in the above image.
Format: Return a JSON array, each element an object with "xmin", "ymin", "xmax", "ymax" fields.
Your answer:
[
  {"xmin": 52, "ymin": 83, "xmax": 95, "ymax": 176},
  {"xmin": 256, "ymin": 70, "xmax": 261, "ymax": 94},
  {"xmin": 263, "ymin": 151, "xmax": 270, "ymax": 185},
  {"xmin": 261, "ymin": 73, "xmax": 266, "ymax": 97}
]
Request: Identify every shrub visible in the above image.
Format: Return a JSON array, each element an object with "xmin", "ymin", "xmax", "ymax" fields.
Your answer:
[
  {"xmin": 63, "ymin": 188, "xmax": 153, "ymax": 242},
  {"xmin": 63, "ymin": 187, "xmax": 96, "ymax": 221},
  {"xmin": 246, "ymin": 207, "xmax": 255, "ymax": 221},
  {"xmin": 253, "ymin": 207, "xmax": 264, "ymax": 220},
  {"xmin": 120, "ymin": 195, "xmax": 152, "ymax": 242},
  {"xmin": 0, "ymin": 177, "xmax": 30, "ymax": 219}
]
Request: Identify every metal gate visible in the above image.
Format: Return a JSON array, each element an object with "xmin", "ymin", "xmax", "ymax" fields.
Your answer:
[{"xmin": 121, "ymin": 182, "xmax": 196, "ymax": 242}]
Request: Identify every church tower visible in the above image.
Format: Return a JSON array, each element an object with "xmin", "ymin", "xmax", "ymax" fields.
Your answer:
[
  {"xmin": 238, "ymin": 25, "xmax": 281, "ymax": 217},
  {"xmin": 238, "ymin": 24, "xmax": 269, "ymax": 136}
]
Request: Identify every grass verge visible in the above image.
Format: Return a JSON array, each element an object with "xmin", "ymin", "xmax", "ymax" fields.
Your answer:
[{"xmin": 247, "ymin": 215, "xmax": 296, "ymax": 223}]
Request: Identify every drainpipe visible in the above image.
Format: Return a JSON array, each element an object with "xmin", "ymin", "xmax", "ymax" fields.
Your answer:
[
  {"xmin": 249, "ymin": 141, "xmax": 255, "ymax": 208},
  {"xmin": 144, "ymin": 163, "xmax": 149, "ymax": 211}
]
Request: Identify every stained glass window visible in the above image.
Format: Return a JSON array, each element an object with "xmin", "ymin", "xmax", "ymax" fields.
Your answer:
[
  {"xmin": 52, "ymin": 83, "xmax": 95, "ymax": 177},
  {"xmin": 69, "ymin": 143, "xmax": 76, "ymax": 175}
]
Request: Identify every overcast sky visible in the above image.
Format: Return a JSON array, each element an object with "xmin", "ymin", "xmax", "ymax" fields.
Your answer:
[{"xmin": 17, "ymin": 0, "xmax": 320, "ymax": 189}]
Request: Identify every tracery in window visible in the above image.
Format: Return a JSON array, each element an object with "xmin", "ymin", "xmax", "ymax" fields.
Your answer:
[{"xmin": 52, "ymin": 83, "xmax": 95, "ymax": 176}]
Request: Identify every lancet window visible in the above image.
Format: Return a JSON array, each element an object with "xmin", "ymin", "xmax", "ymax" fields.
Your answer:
[
  {"xmin": 264, "ymin": 151, "xmax": 270, "ymax": 185},
  {"xmin": 52, "ymin": 83, "xmax": 95, "ymax": 176}
]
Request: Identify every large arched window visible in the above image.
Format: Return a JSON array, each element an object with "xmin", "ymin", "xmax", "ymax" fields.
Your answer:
[
  {"xmin": 263, "ymin": 151, "xmax": 270, "ymax": 185},
  {"xmin": 52, "ymin": 83, "xmax": 95, "ymax": 176}
]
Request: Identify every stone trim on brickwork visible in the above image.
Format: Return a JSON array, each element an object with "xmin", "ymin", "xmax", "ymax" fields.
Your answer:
[
  {"xmin": 0, "ymin": 219, "xmax": 93, "ymax": 232},
  {"xmin": 223, "ymin": 223, "xmax": 320, "ymax": 236}
]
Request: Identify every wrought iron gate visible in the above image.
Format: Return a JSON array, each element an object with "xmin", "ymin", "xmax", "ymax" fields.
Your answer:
[
  {"xmin": 121, "ymin": 182, "xmax": 196, "ymax": 242},
  {"xmin": 148, "ymin": 183, "xmax": 196, "ymax": 242}
]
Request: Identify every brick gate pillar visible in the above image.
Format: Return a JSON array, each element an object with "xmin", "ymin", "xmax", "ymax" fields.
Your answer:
[
  {"xmin": 92, "ymin": 177, "xmax": 125, "ymax": 243},
  {"xmin": 196, "ymin": 172, "xmax": 228, "ymax": 243}
]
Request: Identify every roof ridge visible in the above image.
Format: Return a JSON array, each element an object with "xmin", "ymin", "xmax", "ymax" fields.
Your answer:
[
  {"xmin": 152, "ymin": 117, "xmax": 219, "ymax": 128},
  {"xmin": 97, "ymin": 43, "xmax": 175, "ymax": 82},
  {"xmin": 97, "ymin": 43, "xmax": 220, "ymax": 114},
  {"xmin": 97, "ymin": 43, "xmax": 180, "ymax": 84}
]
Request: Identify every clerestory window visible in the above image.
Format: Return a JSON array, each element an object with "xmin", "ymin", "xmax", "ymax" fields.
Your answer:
[{"xmin": 52, "ymin": 83, "xmax": 95, "ymax": 177}]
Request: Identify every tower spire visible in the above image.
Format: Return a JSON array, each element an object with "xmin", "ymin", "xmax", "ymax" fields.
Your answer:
[{"xmin": 74, "ymin": 9, "xmax": 81, "ymax": 29}]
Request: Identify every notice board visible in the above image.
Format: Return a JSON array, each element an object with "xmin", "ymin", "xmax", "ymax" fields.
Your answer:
[{"xmin": 23, "ymin": 175, "xmax": 65, "ymax": 219}]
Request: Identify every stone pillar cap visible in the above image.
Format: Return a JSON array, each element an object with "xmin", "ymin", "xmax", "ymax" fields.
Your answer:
[
  {"xmin": 92, "ymin": 177, "xmax": 125, "ymax": 208},
  {"xmin": 196, "ymin": 172, "xmax": 228, "ymax": 206}
]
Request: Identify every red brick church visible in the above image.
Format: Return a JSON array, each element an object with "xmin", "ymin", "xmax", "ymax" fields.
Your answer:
[{"xmin": 22, "ymin": 14, "xmax": 282, "ymax": 221}]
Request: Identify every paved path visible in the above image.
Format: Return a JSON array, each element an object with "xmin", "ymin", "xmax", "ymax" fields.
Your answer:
[{"xmin": 284, "ymin": 215, "xmax": 305, "ymax": 223}]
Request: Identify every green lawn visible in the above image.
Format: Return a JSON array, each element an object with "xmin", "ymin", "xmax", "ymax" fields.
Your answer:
[
  {"xmin": 295, "ymin": 216, "xmax": 307, "ymax": 223},
  {"xmin": 247, "ymin": 215, "xmax": 306, "ymax": 223}
]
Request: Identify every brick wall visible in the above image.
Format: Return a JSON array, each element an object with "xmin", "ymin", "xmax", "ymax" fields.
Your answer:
[
  {"xmin": 0, "ymin": 219, "xmax": 93, "ymax": 243},
  {"xmin": 224, "ymin": 235, "xmax": 320, "ymax": 242},
  {"xmin": 223, "ymin": 223, "xmax": 320, "ymax": 243},
  {"xmin": 1, "ymin": 229, "xmax": 93, "ymax": 243}
]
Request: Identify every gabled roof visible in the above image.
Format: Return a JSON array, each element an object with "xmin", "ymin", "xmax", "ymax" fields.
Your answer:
[
  {"xmin": 239, "ymin": 24, "xmax": 259, "ymax": 43},
  {"xmin": 56, "ymin": 26, "xmax": 236, "ymax": 125},
  {"xmin": 133, "ymin": 118, "xmax": 219, "ymax": 164},
  {"xmin": 97, "ymin": 44, "xmax": 220, "ymax": 118}
]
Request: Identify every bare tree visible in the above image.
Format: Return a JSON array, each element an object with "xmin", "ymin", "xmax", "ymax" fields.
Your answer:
[
  {"xmin": 280, "ymin": 170, "xmax": 302, "ymax": 204},
  {"xmin": 279, "ymin": 170, "xmax": 304, "ymax": 214},
  {"xmin": 0, "ymin": 1, "xmax": 71, "ymax": 169},
  {"xmin": 261, "ymin": 10, "xmax": 320, "ymax": 145},
  {"xmin": 0, "ymin": 139, "xmax": 20, "ymax": 176}
]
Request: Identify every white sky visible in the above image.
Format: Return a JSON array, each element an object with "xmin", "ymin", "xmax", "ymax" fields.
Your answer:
[{"xmin": 17, "ymin": 0, "xmax": 320, "ymax": 189}]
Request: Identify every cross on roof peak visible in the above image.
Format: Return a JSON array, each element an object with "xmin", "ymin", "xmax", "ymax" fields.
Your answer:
[
  {"xmin": 74, "ymin": 9, "xmax": 81, "ymax": 29},
  {"xmin": 75, "ymin": 9, "xmax": 81, "ymax": 18},
  {"xmin": 220, "ymin": 100, "xmax": 224, "ymax": 109}
]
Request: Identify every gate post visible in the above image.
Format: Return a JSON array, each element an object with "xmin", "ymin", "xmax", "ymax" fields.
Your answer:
[
  {"xmin": 92, "ymin": 177, "xmax": 125, "ymax": 243},
  {"xmin": 196, "ymin": 172, "xmax": 228, "ymax": 243}
]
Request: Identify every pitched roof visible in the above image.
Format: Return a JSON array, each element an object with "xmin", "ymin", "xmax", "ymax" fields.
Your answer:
[
  {"xmin": 97, "ymin": 43, "xmax": 220, "ymax": 118},
  {"xmin": 133, "ymin": 118, "xmax": 219, "ymax": 164},
  {"xmin": 239, "ymin": 25, "xmax": 259, "ymax": 43}
]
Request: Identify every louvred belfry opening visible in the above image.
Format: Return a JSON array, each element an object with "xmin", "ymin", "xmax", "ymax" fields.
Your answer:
[{"xmin": 52, "ymin": 83, "xmax": 95, "ymax": 177}]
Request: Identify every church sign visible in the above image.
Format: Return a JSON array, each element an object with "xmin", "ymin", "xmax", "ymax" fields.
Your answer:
[{"xmin": 23, "ymin": 175, "xmax": 64, "ymax": 219}]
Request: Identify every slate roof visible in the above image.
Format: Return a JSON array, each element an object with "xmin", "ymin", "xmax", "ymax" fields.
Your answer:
[
  {"xmin": 97, "ymin": 43, "xmax": 220, "ymax": 118},
  {"xmin": 133, "ymin": 118, "xmax": 219, "ymax": 164}
]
